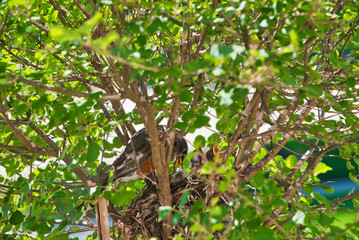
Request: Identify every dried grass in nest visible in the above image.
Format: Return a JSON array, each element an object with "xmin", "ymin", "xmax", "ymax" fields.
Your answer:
[{"xmin": 108, "ymin": 172, "xmax": 231, "ymax": 240}]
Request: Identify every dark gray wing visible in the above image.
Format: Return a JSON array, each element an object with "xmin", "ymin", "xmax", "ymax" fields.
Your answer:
[
  {"xmin": 112, "ymin": 128, "xmax": 153, "ymax": 181},
  {"xmin": 102, "ymin": 126, "xmax": 187, "ymax": 185}
]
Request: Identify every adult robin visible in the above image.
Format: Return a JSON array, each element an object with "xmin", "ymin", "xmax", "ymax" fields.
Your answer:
[{"xmin": 105, "ymin": 126, "xmax": 188, "ymax": 184}]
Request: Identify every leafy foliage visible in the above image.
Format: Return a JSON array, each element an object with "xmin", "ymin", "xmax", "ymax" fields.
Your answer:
[{"xmin": 1, "ymin": 0, "xmax": 359, "ymax": 239}]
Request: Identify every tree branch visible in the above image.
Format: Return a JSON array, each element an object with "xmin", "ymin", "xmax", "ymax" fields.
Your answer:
[
  {"xmin": 225, "ymin": 90, "xmax": 261, "ymax": 162},
  {"xmin": 27, "ymin": 121, "xmax": 96, "ymax": 187},
  {"xmin": 137, "ymin": 100, "xmax": 173, "ymax": 239},
  {"xmin": 7, "ymin": 74, "xmax": 89, "ymax": 98},
  {"xmin": 0, "ymin": 100, "xmax": 37, "ymax": 151}
]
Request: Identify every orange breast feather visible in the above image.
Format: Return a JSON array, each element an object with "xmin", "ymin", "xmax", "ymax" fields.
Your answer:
[{"xmin": 139, "ymin": 158, "xmax": 155, "ymax": 176}]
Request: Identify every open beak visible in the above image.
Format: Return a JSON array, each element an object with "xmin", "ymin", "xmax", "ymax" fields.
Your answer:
[
  {"xmin": 213, "ymin": 142, "xmax": 226, "ymax": 159},
  {"xmin": 174, "ymin": 156, "xmax": 183, "ymax": 169},
  {"xmin": 213, "ymin": 142, "xmax": 219, "ymax": 155},
  {"xmin": 191, "ymin": 165, "xmax": 199, "ymax": 174}
]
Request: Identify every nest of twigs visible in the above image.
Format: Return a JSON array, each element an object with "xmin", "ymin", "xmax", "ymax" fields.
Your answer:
[{"xmin": 108, "ymin": 172, "xmax": 231, "ymax": 239}]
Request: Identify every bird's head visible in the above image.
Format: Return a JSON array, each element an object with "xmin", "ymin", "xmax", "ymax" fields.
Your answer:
[
  {"xmin": 191, "ymin": 142, "xmax": 222, "ymax": 173},
  {"xmin": 205, "ymin": 143, "xmax": 220, "ymax": 161},
  {"xmin": 190, "ymin": 148, "xmax": 204, "ymax": 174},
  {"xmin": 173, "ymin": 132, "xmax": 188, "ymax": 169}
]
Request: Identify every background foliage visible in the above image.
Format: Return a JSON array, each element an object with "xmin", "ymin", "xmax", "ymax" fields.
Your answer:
[{"xmin": 1, "ymin": 0, "xmax": 359, "ymax": 239}]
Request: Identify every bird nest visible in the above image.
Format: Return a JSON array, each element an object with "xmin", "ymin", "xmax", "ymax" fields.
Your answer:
[{"xmin": 108, "ymin": 172, "xmax": 231, "ymax": 239}]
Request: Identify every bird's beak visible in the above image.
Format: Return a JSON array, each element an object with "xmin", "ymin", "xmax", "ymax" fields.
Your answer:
[
  {"xmin": 174, "ymin": 156, "xmax": 183, "ymax": 169},
  {"xmin": 213, "ymin": 142, "xmax": 219, "ymax": 155},
  {"xmin": 213, "ymin": 142, "xmax": 225, "ymax": 160}
]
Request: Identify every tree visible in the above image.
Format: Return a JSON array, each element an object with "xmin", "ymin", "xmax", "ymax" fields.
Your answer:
[{"xmin": 1, "ymin": 0, "xmax": 359, "ymax": 239}]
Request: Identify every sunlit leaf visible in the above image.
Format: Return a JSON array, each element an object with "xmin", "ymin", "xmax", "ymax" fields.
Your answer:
[
  {"xmin": 79, "ymin": 12, "xmax": 102, "ymax": 35},
  {"xmin": 172, "ymin": 213, "xmax": 182, "ymax": 226},
  {"xmin": 293, "ymin": 210, "xmax": 305, "ymax": 225},
  {"xmin": 50, "ymin": 26, "xmax": 82, "ymax": 42},
  {"xmin": 158, "ymin": 206, "xmax": 172, "ymax": 222},
  {"xmin": 314, "ymin": 162, "xmax": 333, "ymax": 176}
]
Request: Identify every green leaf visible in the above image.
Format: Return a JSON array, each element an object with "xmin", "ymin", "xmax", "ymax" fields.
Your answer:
[
  {"xmin": 172, "ymin": 213, "xmax": 182, "ymax": 226},
  {"xmin": 211, "ymin": 205, "xmax": 223, "ymax": 217},
  {"xmin": 193, "ymin": 135, "xmax": 206, "ymax": 149},
  {"xmin": 305, "ymin": 85, "xmax": 323, "ymax": 97},
  {"xmin": 190, "ymin": 115, "xmax": 210, "ymax": 132},
  {"xmin": 14, "ymin": 102, "xmax": 29, "ymax": 116},
  {"xmin": 8, "ymin": 0, "xmax": 26, "ymax": 7},
  {"xmin": 315, "ymin": 192, "xmax": 331, "ymax": 208},
  {"xmin": 50, "ymin": 26, "xmax": 82, "ymax": 42},
  {"xmin": 319, "ymin": 184, "xmax": 334, "ymax": 194},
  {"xmin": 232, "ymin": 88, "xmax": 248, "ymax": 104},
  {"xmin": 182, "ymin": 151, "xmax": 197, "ymax": 171},
  {"xmin": 52, "ymin": 101, "xmax": 68, "ymax": 120},
  {"xmin": 173, "ymin": 235, "xmax": 184, "ymax": 240},
  {"xmin": 69, "ymin": 226, "xmax": 81, "ymax": 232},
  {"xmin": 251, "ymin": 170, "xmax": 266, "ymax": 188},
  {"xmin": 303, "ymin": 184, "xmax": 314, "ymax": 194},
  {"xmin": 289, "ymin": 29, "xmax": 299, "ymax": 47},
  {"xmin": 22, "ymin": 216, "xmax": 36, "ymax": 231},
  {"xmin": 252, "ymin": 227, "xmax": 276, "ymax": 240},
  {"xmin": 211, "ymin": 222, "xmax": 224, "ymax": 231},
  {"xmin": 190, "ymin": 223, "xmax": 206, "ymax": 233},
  {"xmin": 37, "ymin": 220, "xmax": 53, "ymax": 235},
  {"xmin": 191, "ymin": 199, "xmax": 204, "ymax": 214},
  {"xmin": 90, "ymin": 186, "xmax": 100, "ymax": 198},
  {"xmin": 233, "ymin": 205, "xmax": 251, "ymax": 220},
  {"xmin": 87, "ymin": 142, "xmax": 100, "ymax": 163},
  {"xmin": 56, "ymin": 218, "xmax": 68, "ymax": 231},
  {"xmin": 158, "ymin": 206, "xmax": 172, "ymax": 222},
  {"xmin": 262, "ymin": 178, "xmax": 277, "ymax": 195},
  {"xmin": 32, "ymin": 97, "xmax": 47, "ymax": 110},
  {"xmin": 0, "ymin": 62, "xmax": 7, "ymax": 74},
  {"xmin": 182, "ymin": 109, "xmax": 194, "ymax": 122},
  {"xmin": 353, "ymin": 198, "xmax": 359, "ymax": 211},
  {"xmin": 103, "ymin": 190, "xmax": 112, "ymax": 200},
  {"xmin": 319, "ymin": 212, "xmax": 333, "ymax": 226},
  {"xmin": 174, "ymin": 121, "xmax": 188, "ymax": 130},
  {"xmin": 92, "ymin": 31, "xmax": 120, "ymax": 50},
  {"xmin": 74, "ymin": 208, "xmax": 83, "ymax": 221},
  {"xmin": 314, "ymin": 162, "xmax": 332, "ymax": 176},
  {"xmin": 2, "ymin": 204, "xmax": 12, "ymax": 217},
  {"xmin": 9, "ymin": 210, "xmax": 25, "ymax": 225},
  {"xmin": 285, "ymin": 155, "xmax": 297, "ymax": 168},
  {"xmin": 219, "ymin": 180, "xmax": 228, "ymax": 191},
  {"xmin": 273, "ymin": 197, "xmax": 287, "ymax": 207},
  {"xmin": 179, "ymin": 88, "xmax": 193, "ymax": 103},
  {"xmin": 346, "ymin": 77, "xmax": 356, "ymax": 88},
  {"xmin": 111, "ymin": 190, "xmax": 137, "ymax": 207},
  {"xmin": 178, "ymin": 190, "xmax": 189, "ymax": 208},
  {"xmin": 2, "ymin": 224, "xmax": 12, "ymax": 233},
  {"xmin": 20, "ymin": 182, "xmax": 30, "ymax": 194},
  {"xmin": 79, "ymin": 12, "xmax": 102, "ymax": 35}
]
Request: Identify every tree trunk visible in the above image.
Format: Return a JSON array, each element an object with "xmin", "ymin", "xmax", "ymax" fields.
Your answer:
[{"xmin": 96, "ymin": 197, "xmax": 111, "ymax": 240}]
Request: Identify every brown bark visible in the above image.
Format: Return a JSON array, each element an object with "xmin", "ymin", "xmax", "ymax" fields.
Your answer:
[
  {"xmin": 136, "ymin": 100, "xmax": 173, "ymax": 239},
  {"xmin": 96, "ymin": 197, "xmax": 111, "ymax": 240}
]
